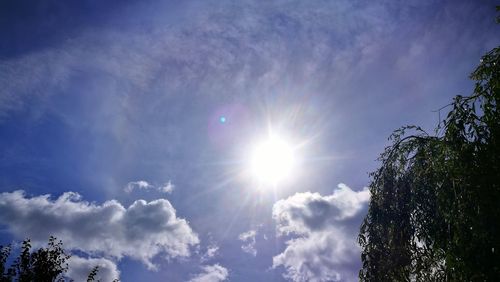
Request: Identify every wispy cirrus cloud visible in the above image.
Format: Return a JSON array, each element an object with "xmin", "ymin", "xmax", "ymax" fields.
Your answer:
[{"xmin": 2, "ymin": 0, "xmax": 484, "ymax": 121}]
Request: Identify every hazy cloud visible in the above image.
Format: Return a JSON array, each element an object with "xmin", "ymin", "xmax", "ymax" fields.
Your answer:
[
  {"xmin": 272, "ymin": 184, "xmax": 369, "ymax": 282},
  {"xmin": 124, "ymin": 180, "xmax": 174, "ymax": 194},
  {"xmin": 201, "ymin": 244, "xmax": 220, "ymax": 263},
  {"xmin": 188, "ymin": 264, "xmax": 229, "ymax": 282},
  {"xmin": 0, "ymin": 190, "xmax": 199, "ymax": 270},
  {"xmin": 2, "ymin": 0, "xmax": 483, "ymax": 122},
  {"xmin": 159, "ymin": 181, "xmax": 175, "ymax": 193},
  {"xmin": 124, "ymin": 180, "xmax": 154, "ymax": 193}
]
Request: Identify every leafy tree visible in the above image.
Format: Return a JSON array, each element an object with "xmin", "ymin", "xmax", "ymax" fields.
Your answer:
[
  {"xmin": 0, "ymin": 237, "xmax": 113, "ymax": 282},
  {"xmin": 0, "ymin": 237, "xmax": 70, "ymax": 282},
  {"xmin": 358, "ymin": 43, "xmax": 499, "ymax": 280}
]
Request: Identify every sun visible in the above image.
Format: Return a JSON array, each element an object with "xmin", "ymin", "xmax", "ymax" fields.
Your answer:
[{"xmin": 250, "ymin": 135, "xmax": 296, "ymax": 184}]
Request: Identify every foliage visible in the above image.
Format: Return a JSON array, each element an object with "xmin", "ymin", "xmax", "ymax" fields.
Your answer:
[
  {"xmin": 359, "ymin": 44, "xmax": 500, "ymax": 281},
  {"xmin": 0, "ymin": 237, "xmax": 69, "ymax": 282},
  {"xmin": 0, "ymin": 237, "xmax": 114, "ymax": 282},
  {"xmin": 86, "ymin": 266, "xmax": 100, "ymax": 282}
]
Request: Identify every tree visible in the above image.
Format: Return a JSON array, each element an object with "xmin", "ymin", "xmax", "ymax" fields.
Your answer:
[
  {"xmin": 0, "ymin": 237, "xmax": 70, "ymax": 282},
  {"xmin": 0, "ymin": 237, "xmax": 113, "ymax": 282},
  {"xmin": 358, "ymin": 44, "xmax": 499, "ymax": 280}
]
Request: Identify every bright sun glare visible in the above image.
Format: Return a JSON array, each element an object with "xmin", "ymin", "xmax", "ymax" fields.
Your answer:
[{"xmin": 250, "ymin": 136, "xmax": 295, "ymax": 184}]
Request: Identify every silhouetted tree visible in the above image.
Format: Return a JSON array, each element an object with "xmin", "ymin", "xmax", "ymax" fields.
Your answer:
[
  {"xmin": 358, "ymin": 40, "xmax": 500, "ymax": 280},
  {"xmin": 86, "ymin": 266, "xmax": 100, "ymax": 282},
  {"xmin": 0, "ymin": 237, "xmax": 69, "ymax": 282},
  {"xmin": 0, "ymin": 237, "xmax": 113, "ymax": 282}
]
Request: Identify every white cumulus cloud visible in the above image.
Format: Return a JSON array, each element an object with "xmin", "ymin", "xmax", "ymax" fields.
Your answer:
[
  {"xmin": 66, "ymin": 256, "xmax": 120, "ymax": 282},
  {"xmin": 0, "ymin": 190, "xmax": 199, "ymax": 270},
  {"xmin": 272, "ymin": 183, "xmax": 369, "ymax": 282},
  {"xmin": 238, "ymin": 230, "xmax": 257, "ymax": 256},
  {"xmin": 188, "ymin": 264, "xmax": 229, "ymax": 282}
]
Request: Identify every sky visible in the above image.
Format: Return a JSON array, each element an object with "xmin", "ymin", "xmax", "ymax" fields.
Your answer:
[{"xmin": 0, "ymin": 0, "xmax": 499, "ymax": 281}]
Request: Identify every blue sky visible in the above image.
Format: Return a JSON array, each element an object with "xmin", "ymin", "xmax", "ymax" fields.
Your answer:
[{"xmin": 0, "ymin": 0, "xmax": 499, "ymax": 281}]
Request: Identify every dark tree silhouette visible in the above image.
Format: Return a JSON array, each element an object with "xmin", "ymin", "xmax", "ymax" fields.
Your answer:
[
  {"xmin": 0, "ymin": 237, "xmax": 114, "ymax": 282},
  {"xmin": 1, "ymin": 237, "xmax": 69, "ymax": 282},
  {"xmin": 358, "ymin": 41, "xmax": 500, "ymax": 280}
]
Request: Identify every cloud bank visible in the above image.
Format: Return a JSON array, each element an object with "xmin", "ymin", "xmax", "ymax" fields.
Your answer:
[
  {"xmin": 0, "ymin": 190, "xmax": 198, "ymax": 270},
  {"xmin": 272, "ymin": 184, "xmax": 369, "ymax": 282}
]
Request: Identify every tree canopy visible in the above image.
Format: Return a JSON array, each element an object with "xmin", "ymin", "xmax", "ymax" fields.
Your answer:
[
  {"xmin": 0, "ymin": 237, "xmax": 108, "ymax": 282},
  {"xmin": 359, "ymin": 40, "xmax": 499, "ymax": 281}
]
